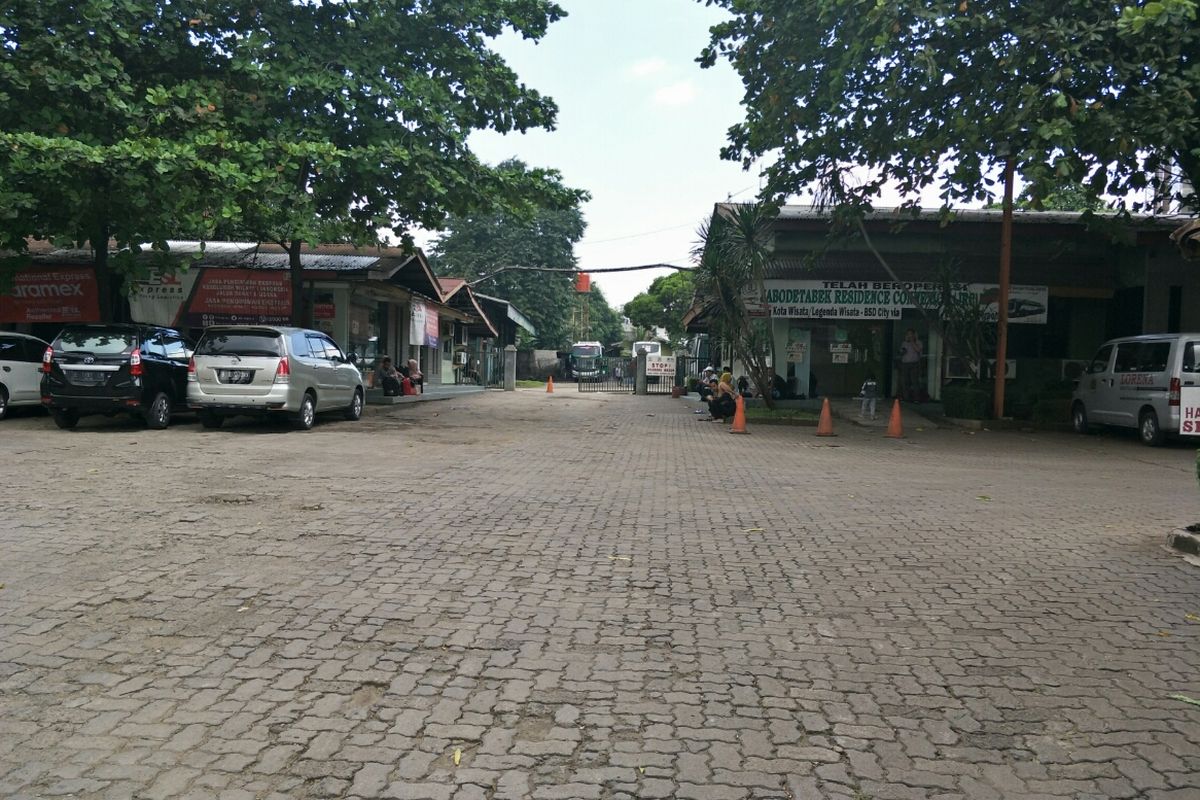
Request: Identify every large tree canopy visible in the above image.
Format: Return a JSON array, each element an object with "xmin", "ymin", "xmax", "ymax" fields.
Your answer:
[
  {"xmin": 700, "ymin": 0, "xmax": 1200, "ymax": 214},
  {"xmin": 1, "ymin": 0, "xmax": 577, "ymax": 323},
  {"xmin": 622, "ymin": 270, "xmax": 695, "ymax": 342},
  {"xmin": 430, "ymin": 165, "xmax": 588, "ymax": 350},
  {"xmin": 0, "ymin": 1, "xmax": 227, "ymax": 317}
]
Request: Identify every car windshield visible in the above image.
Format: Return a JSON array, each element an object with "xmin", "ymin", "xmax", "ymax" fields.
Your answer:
[
  {"xmin": 572, "ymin": 345, "xmax": 601, "ymax": 357},
  {"xmin": 54, "ymin": 329, "xmax": 136, "ymax": 355},
  {"xmin": 197, "ymin": 331, "xmax": 282, "ymax": 357}
]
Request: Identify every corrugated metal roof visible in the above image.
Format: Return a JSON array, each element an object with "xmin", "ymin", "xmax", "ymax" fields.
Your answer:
[{"xmin": 727, "ymin": 204, "xmax": 1193, "ymax": 228}]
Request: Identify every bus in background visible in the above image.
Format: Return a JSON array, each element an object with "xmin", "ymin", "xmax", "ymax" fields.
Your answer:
[
  {"xmin": 569, "ymin": 341, "xmax": 603, "ymax": 381},
  {"xmin": 632, "ymin": 340, "xmax": 661, "ymax": 357}
]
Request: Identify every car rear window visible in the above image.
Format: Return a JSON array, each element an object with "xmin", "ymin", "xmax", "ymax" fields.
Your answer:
[
  {"xmin": 197, "ymin": 331, "xmax": 282, "ymax": 357},
  {"xmin": 54, "ymin": 329, "xmax": 136, "ymax": 355}
]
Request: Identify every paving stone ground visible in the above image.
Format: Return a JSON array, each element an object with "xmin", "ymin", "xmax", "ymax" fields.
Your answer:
[{"xmin": 1, "ymin": 389, "xmax": 1198, "ymax": 800}]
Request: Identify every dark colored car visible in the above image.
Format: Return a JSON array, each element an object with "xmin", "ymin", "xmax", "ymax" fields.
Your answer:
[{"xmin": 41, "ymin": 324, "xmax": 193, "ymax": 430}]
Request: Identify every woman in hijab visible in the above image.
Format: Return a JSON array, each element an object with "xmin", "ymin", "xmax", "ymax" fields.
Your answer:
[{"xmin": 406, "ymin": 359, "xmax": 424, "ymax": 394}]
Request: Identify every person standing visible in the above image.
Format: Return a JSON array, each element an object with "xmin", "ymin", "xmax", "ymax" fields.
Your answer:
[
  {"xmin": 859, "ymin": 372, "xmax": 879, "ymax": 420},
  {"xmin": 899, "ymin": 328, "xmax": 923, "ymax": 402}
]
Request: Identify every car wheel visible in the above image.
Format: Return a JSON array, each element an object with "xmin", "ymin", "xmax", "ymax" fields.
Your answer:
[
  {"xmin": 1139, "ymin": 408, "xmax": 1164, "ymax": 446},
  {"xmin": 53, "ymin": 408, "xmax": 79, "ymax": 429},
  {"xmin": 0, "ymin": 386, "xmax": 8, "ymax": 421},
  {"xmin": 1071, "ymin": 402, "xmax": 1090, "ymax": 434},
  {"xmin": 293, "ymin": 392, "xmax": 316, "ymax": 430},
  {"xmin": 198, "ymin": 410, "xmax": 225, "ymax": 430},
  {"xmin": 344, "ymin": 388, "xmax": 363, "ymax": 421},
  {"xmin": 145, "ymin": 392, "xmax": 171, "ymax": 430}
]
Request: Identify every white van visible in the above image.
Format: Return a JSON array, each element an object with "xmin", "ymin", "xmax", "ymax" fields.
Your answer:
[{"xmin": 1071, "ymin": 333, "xmax": 1200, "ymax": 445}]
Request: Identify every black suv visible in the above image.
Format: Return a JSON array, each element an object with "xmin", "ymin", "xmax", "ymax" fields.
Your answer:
[{"xmin": 41, "ymin": 324, "xmax": 194, "ymax": 429}]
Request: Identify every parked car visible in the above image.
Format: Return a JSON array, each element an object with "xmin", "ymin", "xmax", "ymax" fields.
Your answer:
[
  {"xmin": 41, "ymin": 324, "xmax": 193, "ymax": 430},
  {"xmin": 1071, "ymin": 333, "xmax": 1200, "ymax": 445},
  {"xmin": 0, "ymin": 331, "xmax": 49, "ymax": 420},
  {"xmin": 187, "ymin": 325, "xmax": 364, "ymax": 430}
]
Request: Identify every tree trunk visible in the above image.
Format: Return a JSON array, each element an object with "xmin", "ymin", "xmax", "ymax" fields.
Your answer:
[
  {"xmin": 93, "ymin": 224, "xmax": 113, "ymax": 323},
  {"xmin": 287, "ymin": 240, "xmax": 310, "ymax": 327}
]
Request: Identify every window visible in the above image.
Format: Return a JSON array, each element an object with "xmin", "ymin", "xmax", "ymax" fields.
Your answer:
[
  {"xmin": 197, "ymin": 331, "xmax": 282, "ymax": 358},
  {"xmin": 54, "ymin": 329, "xmax": 136, "ymax": 355},
  {"xmin": 0, "ymin": 336, "xmax": 21, "ymax": 362},
  {"xmin": 320, "ymin": 337, "xmax": 345, "ymax": 361},
  {"xmin": 1114, "ymin": 341, "xmax": 1170, "ymax": 373},
  {"xmin": 162, "ymin": 335, "xmax": 189, "ymax": 361},
  {"xmin": 1183, "ymin": 342, "xmax": 1198, "ymax": 374},
  {"xmin": 141, "ymin": 334, "xmax": 167, "ymax": 359},
  {"xmin": 1087, "ymin": 345, "xmax": 1113, "ymax": 374}
]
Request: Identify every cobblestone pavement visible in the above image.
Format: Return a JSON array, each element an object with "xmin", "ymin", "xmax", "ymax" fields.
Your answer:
[{"xmin": 2, "ymin": 391, "xmax": 1199, "ymax": 800}]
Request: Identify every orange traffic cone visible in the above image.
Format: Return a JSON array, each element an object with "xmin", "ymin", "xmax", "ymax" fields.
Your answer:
[
  {"xmin": 815, "ymin": 397, "xmax": 836, "ymax": 436},
  {"xmin": 885, "ymin": 399, "xmax": 904, "ymax": 438},
  {"xmin": 729, "ymin": 394, "xmax": 749, "ymax": 434},
  {"xmin": 546, "ymin": 376, "xmax": 554, "ymax": 393}
]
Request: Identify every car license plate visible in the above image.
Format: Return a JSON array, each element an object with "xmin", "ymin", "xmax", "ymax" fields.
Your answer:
[
  {"xmin": 219, "ymin": 369, "xmax": 253, "ymax": 384},
  {"xmin": 71, "ymin": 370, "xmax": 106, "ymax": 384}
]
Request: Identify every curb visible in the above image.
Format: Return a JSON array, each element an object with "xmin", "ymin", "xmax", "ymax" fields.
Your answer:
[{"xmin": 1166, "ymin": 527, "xmax": 1200, "ymax": 556}]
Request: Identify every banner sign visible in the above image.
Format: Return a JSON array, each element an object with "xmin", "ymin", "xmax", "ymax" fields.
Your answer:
[
  {"xmin": 646, "ymin": 355, "xmax": 676, "ymax": 377},
  {"xmin": 1182, "ymin": 388, "xmax": 1200, "ymax": 436},
  {"xmin": 183, "ymin": 268, "xmax": 291, "ymax": 328},
  {"xmin": 763, "ymin": 280, "xmax": 1048, "ymax": 324},
  {"xmin": 424, "ymin": 305, "xmax": 439, "ymax": 348},
  {"xmin": 410, "ymin": 300, "xmax": 439, "ymax": 348},
  {"xmin": 129, "ymin": 269, "xmax": 200, "ymax": 327},
  {"xmin": 0, "ymin": 267, "xmax": 100, "ymax": 323}
]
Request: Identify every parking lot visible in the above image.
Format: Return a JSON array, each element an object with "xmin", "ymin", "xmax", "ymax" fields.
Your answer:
[{"xmin": 2, "ymin": 391, "xmax": 1198, "ymax": 800}]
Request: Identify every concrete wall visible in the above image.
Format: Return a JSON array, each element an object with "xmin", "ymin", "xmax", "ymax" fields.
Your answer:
[{"xmin": 516, "ymin": 349, "xmax": 561, "ymax": 380}]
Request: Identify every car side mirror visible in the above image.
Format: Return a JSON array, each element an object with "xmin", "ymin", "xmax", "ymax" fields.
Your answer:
[{"xmin": 346, "ymin": 353, "xmax": 358, "ymax": 365}]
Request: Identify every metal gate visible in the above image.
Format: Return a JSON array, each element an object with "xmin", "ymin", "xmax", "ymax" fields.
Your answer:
[{"xmin": 574, "ymin": 356, "xmax": 676, "ymax": 394}]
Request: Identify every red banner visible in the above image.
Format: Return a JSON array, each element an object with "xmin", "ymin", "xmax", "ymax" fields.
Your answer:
[
  {"xmin": 575, "ymin": 272, "xmax": 591, "ymax": 293},
  {"xmin": 183, "ymin": 269, "xmax": 292, "ymax": 328},
  {"xmin": 0, "ymin": 267, "xmax": 101, "ymax": 323}
]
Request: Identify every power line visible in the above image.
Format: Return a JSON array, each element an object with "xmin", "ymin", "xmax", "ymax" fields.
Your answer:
[
  {"xmin": 576, "ymin": 222, "xmax": 698, "ymax": 246},
  {"xmin": 467, "ymin": 262, "xmax": 692, "ymax": 287}
]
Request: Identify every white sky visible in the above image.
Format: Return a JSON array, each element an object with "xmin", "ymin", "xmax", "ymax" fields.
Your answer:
[{"xmin": 439, "ymin": 0, "xmax": 757, "ymax": 309}]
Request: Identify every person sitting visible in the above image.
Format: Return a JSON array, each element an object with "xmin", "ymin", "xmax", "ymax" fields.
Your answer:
[
  {"xmin": 706, "ymin": 376, "xmax": 738, "ymax": 422},
  {"xmin": 736, "ymin": 375, "xmax": 751, "ymax": 397},
  {"xmin": 406, "ymin": 359, "xmax": 424, "ymax": 394},
  {"xmin": 375, "ymin": 357, "xmax": 402, "ymax": 396}
]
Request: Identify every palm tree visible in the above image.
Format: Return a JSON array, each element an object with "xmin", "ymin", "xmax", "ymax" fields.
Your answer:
[{"xmin": 692, "ymin": 203, "xmax": 778, "ymax": 409}]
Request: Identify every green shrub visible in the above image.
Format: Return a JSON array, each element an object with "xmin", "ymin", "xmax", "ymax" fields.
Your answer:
[{"xmin": 943, "ymin": 382, "xmax": 990, "ymax": 419}]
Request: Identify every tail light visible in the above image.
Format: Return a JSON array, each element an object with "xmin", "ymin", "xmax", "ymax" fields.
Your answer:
[
  {"xmin": 42, "ymin": 346, "xmax": 52, "ymax": 374},
  {"xmin": 274, "ymin": 356, "xmax": 290, "ymax": 384},
  {"xmin": 1169, "ymin": 376, "xmax": 1181, "ymax": 406},
  {"xmin": 187, "ymin": 356, "xmax": 197, "ymax": 382},
  {"xmin": 130, "ymin": 348, "xmax": 142, "ymax": 378}
]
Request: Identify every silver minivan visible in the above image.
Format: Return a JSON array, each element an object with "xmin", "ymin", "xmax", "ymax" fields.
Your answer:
[
  {"xmin": 188, "ymin": 326, "xmax": 364, "ymax": 430},
  {"xmin": 1071, "ymin": 333, "xmax": 1200, "ymax": 445}
]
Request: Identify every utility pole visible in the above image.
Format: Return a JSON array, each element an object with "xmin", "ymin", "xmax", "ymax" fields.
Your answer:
[{"xmin": 993, "ymin": 156, "xmax": 1014, "ymax": 420}]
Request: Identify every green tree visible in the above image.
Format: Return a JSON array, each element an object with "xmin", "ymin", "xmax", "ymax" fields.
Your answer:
[
  {"xmin": 0, "ymin": 1, "xmax": 227, "ymax": 318},
  {"xmin": 692, "ymin": 203, "xmax": 777, "ymax": 409},
  {"xmin": 622, "ymin": 271, "xmax": 695, "ymax": 342},
  {"xmin": 201, "ymin": 1, "xmax": 577, "ymax": 324},
  {"xmin": 430, "ymin": 166, "xmax": 588, "ymax": 350},
  {"xmin": 699, "ymin": 0, "xmax": 1200, "ymax": 216}
]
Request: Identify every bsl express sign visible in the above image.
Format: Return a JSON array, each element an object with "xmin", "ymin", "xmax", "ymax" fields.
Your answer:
[
  {"xmin": 1182, "ymin": 388, "xmax": 1200, "ymax": 437},
  {"xmin": 763, "ymin": 280, "xmax": 1048, "ymax": 324}
]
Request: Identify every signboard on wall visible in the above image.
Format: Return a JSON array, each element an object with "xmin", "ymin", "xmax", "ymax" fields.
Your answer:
[
  {"xmin": 410, "ymin": 300, "xmax": 440, "ymax": 348},
  {"xmin": 182, "ymin": 268, "xmax": 291, "ymax": 328},
  {"xmin": 0, "ymin": 267, "xmax": 100, "ymax": 323},
  {"xmin": 646, "ymin": 355, "xmax": 676, "ymax": 377},
  {"xmin": 129, "ymin": 269, "xmax": 200, "ymax": 326},
  {"xmin": 763, "ymin": 280, "xmax": 1048, "ymax": 324},
  {"xmin": 1182, "ymin": 388, "xmax": 1200, "ymax": 436}
]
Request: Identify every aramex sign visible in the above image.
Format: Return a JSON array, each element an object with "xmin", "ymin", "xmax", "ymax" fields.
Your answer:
[{"xmin": 0, "ymin": 268, "xmax": 101, "ymax": 323}]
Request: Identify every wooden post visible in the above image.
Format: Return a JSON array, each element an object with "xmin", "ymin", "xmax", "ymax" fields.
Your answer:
[{"xmin": 993, "ymin": 156, "xmax": 1014, "ymax": 420}]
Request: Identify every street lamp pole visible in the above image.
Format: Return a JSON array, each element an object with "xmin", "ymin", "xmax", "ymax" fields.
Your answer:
[{"xmin": 993, "ymin": 155, "xmax": 1015, "ymax": 420}]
